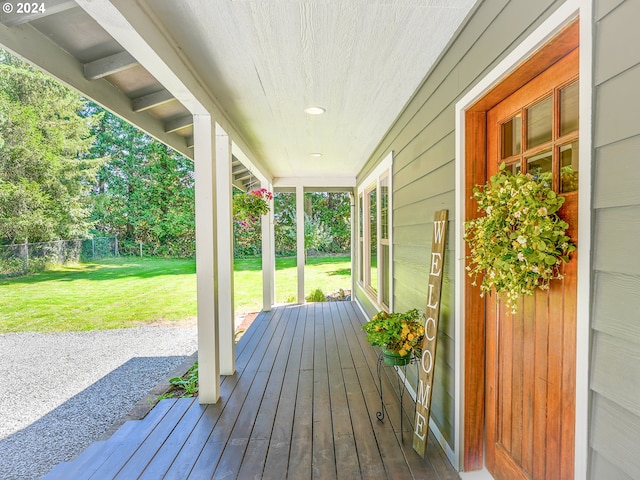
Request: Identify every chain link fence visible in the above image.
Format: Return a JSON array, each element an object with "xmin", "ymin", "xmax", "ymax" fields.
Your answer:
[{"xmin": 0, "ymin": 236, "xmax": 119, "ymax": 277}]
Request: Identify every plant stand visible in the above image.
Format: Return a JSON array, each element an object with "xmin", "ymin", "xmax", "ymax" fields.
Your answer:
[{"xmin": 376, "ymin": 350, "xmax": 417, "ymax": 443}]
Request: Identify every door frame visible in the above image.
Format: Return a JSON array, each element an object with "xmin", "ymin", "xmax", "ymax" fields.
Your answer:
[{"xmin": 453, "ymin": 1, "xmax": 592, "ymax": 478}]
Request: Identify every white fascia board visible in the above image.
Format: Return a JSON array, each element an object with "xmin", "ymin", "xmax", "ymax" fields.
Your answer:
[
  {"xmin": 76, "ymin": 0, "xmax": 272, "ymax": 183},
  {"xmin": 273, "ymin": 176, "xmax": 356, "ymax": 188},
  {"xmin": 0, "ymin": 22, "xmax": 192, "ymax": 158}
]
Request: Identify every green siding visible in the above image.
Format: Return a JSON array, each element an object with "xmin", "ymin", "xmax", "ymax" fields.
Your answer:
[
  {"xmin": 592, "ymin": 1, "xmax": 640, "ymax": 478},
  {"xmin": 354, "ymin": 0, "xmax": 640, "ymax": 474},
  {"xmin": 355, "ymin": 0, "xmax": 568, "ymax": 453}
]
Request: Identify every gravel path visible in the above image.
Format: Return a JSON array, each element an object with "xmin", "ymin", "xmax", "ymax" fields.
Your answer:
[{"xmin": 0, "ymin": 325, "xmax": 197, "ymax": 480}]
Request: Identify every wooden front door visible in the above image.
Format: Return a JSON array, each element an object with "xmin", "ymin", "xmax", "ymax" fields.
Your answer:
[{"xmin": 484, "ymin": 48, "xmax": 579, "ymax": 480}]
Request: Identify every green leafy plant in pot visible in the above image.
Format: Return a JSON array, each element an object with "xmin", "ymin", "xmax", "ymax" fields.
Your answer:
[{"xmin": 362, "ymin": 309, "xmax": 425, "ymax": 366}]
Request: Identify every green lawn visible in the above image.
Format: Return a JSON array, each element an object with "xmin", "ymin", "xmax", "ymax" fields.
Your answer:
[
  {"xmin": 234, "ymin": 256, "xmax": 351, "ymax": 314},
  {"xmin": 0, "ymin": 255, "xmax": 351, "ymax": 333},
  {"xmin": 0, "ymin": 258, "xmax": 198, "ymax": 332}
]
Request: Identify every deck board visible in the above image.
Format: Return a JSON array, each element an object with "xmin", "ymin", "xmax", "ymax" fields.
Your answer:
[{"xmin": 42, "ymin": 302, "xmax": 460, "ymax": 480}]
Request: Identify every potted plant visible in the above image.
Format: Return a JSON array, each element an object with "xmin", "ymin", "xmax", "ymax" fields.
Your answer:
[
  {"xmin": 233, "ymin": 187, "xmax": 273, "ymax": 226},
  {"xmin": 362, "ymin": 308, "xmax": 425, "ymax": 365}
]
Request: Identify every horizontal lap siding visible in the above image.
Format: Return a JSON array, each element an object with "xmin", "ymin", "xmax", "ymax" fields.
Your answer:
[
  {"xmin": 356, "ymin": 0, "xmax": 565, "ymax": 453},
  {"xmin": 592, "ymin": 1, "xmax": 640, "ymax": 478}
]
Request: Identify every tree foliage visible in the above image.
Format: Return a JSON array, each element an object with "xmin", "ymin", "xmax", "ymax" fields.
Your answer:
[
  {"xmin": 0, "ymin": 53, "xmax": 100, "ymax": 243},
  {"xmin": 88, "ymin": 106, "xmax": 195, "ymax": 257},
  {"xmin": 233, "ymin": 191, "xmax": 351, "ymax": 258}
]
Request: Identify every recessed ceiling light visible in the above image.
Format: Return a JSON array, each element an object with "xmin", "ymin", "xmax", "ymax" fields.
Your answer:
[
  {"xmin": 304, "ymin": 106, "xmax": 326, "ymax": 115},
  {"xmin": 309, "ymin": 153, "xmax": 323, "ymax": 157}
]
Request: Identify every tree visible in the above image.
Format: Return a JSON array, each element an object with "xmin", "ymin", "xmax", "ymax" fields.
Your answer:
[
  {"xmin": 0, "ymin": 53, "xmax": 101, "ymax": 243},
  {"xmin": 265, "ymin": 191, "xmax": 350, "ymax": 258},
  {"xmin": 89, "ymin": 107, "xmax": 195, "ymax": 257}
]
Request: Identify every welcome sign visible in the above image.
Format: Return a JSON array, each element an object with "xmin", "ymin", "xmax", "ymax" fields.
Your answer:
[{"xmin": 413, "ymin": 209, "xmax": 448, "ymax": 457}]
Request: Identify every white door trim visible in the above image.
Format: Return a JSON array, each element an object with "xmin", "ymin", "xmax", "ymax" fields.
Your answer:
[{"xmin": 453, "ymin": 1, "xmax": 592, "ymax": 478}]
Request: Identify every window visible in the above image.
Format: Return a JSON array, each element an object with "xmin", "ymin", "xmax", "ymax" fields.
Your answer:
[
  {"xmin": 357, "ymin": 152, "xmax": 392, "ymax": 310},
  {"xmin": 499, "ymin": 78, "xmax": 579, "ymax": 194},
  {"xmin": 358, "ymin": 194, "xmax": 364, "ymax": 284}
]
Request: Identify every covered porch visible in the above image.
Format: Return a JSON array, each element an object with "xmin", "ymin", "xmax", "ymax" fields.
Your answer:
[{"xmin": 43, "ymin": 302, "xmax": 458, "ymax": 479}]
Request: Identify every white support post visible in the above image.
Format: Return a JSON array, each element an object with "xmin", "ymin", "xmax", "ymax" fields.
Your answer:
[
  {"xmin": 215, "ymin": 123, "xmax": 235, "ymax": 375},
  {"xmin": 193, "ymin": 114, "xmax": 220, "ymax": 404},
  {"xmin": 261, "ymin": 181, "xmax": 275, "ymax": 311},
  {"xmin": 349, "ymin": 191, "xmax": 356, "ymax": 296},
  {"xmin": 296, "ymin": 184, "xmax": 305, "ymax": 304}
]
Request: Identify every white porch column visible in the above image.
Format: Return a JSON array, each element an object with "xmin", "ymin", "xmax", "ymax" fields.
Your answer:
[
  {"xmin": 349, "ymin": 191, "xmax": 356, "ymax": 296},
  {"xmin": 193, "ymin": 114, "xmax": 220, "ymax": 404},
  {"xmin": 261, "ymin": 181, "xmax": 275, "ymax": 311},
  {"xmin": 296, "ymin": 184, "xmax": 305, "ymax": 304},
  {"xmin": 215, "ymin": 123, "xmax": 235, "ymax": 375}
]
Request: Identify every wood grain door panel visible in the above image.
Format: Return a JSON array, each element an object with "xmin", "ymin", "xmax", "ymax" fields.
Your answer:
[{"xmin": 484, "ymin": 49, "xmax": 578, "ymax": 480}]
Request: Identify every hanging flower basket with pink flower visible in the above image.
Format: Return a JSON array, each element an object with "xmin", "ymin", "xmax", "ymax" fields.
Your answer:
[{"xmin": 233, "ymin": 188, "xmax": 273, "ymax": 226}]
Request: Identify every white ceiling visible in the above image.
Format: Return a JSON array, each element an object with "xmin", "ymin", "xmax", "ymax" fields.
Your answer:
[
  {"xmin": 146, "ymin": 0, "xmax": 478, "ymax": 180},
  {"xmin": 0, "ymin": 0, "xmax": 478, "ymax": 185}
]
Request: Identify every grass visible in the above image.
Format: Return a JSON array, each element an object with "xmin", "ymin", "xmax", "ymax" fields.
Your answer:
[
  {"xmin": 0, "ymin": 255, "xmax": 351, "ymax": 333},
  {"xmin": 0, "ymin": 258, "xmax": 197, "ymax": 333},
  {"xmin": 234, "ymin": 256, "xmax": 351, "ymax": 314}
]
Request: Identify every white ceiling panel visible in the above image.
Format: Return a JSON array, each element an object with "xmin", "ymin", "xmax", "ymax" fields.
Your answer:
[{"xmin": 145, "ymin": 0, "xmax": 477, "ymax": 178}]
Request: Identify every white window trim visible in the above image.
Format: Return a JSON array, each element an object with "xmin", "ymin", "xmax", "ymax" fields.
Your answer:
[
  {"xmin": 357, "ymin": 151, "xmax": 393, "ymax": 312},
  {"xmin": 454, "ymin": 1, "xmax": 591, "ymax": 478}
]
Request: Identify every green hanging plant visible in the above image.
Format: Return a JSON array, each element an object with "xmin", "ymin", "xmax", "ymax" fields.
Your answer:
[
  {"xmin": 464, "ymin": 163, "xmax": 576, "ymax": 313},
  {"xmin": 233, "ymin": 188, "xmax": 273, "ymax": 228}
]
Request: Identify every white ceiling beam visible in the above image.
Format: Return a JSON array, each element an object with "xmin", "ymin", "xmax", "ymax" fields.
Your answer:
[
  {"xmin": 232, "ymin": 179, "xmax": 247, "ymax": 191},
  {"xmin": 132, "ymin": 88, "xmax": 175, "ymax": 112},
  {"xmin": 232, "ymin": 163, "xmax": 248, "ymax": 174},
  {"xmin": 273, "ymin": 176, "xmax": 356, "ymax": 188},
  {"xmin": 0, "ymin": 0, "xmax": 77, "ymax": 27},
  {"xmin": 164, "ymin": 115, "xmax": 193, "ymax": 134},
  {"xmin": 186, "ymin": 136, "xmax": 194, "ymax": 149},
  {"xmin": 0, "ymin": 21, "xmax": 192, "ymax": 158},
  {"xmin": 83, "ymin": 51, "xmax": 138, "ymax": 80},
  {"xmin": 75, "ymin": 0, "xmax": 271, "ymax": 182},
  {"xmin": 235, "ymin": 172, "xmax": 251, "ymax": 182}
]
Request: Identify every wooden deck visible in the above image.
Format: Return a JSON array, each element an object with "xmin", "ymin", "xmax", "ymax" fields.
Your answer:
[{"xmin": 43, "ymin": 302, "xmax": 459, "ymax": 479}]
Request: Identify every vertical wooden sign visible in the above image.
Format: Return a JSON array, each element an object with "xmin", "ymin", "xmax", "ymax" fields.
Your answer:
[{"xmin": 413, "ymin": 209, "xmax": 448, "ymax": 457}]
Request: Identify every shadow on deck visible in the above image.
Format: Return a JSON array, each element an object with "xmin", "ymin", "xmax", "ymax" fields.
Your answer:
[{"xmin": 43, "ymin": 302, "xmax": 459, "ymax": 479}]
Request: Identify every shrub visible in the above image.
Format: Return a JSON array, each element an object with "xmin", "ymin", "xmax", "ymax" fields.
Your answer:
[{"xmin": 305, "ymin": 288, "xmax": 326, "ymax": 302}]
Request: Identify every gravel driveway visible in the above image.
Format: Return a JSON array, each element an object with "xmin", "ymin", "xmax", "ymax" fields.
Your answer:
[{"xmin": 0, "ymin": 325, "xmax": 197, "ymax": 480}]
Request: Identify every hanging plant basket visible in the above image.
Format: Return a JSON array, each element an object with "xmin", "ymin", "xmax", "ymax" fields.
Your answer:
[
  {"xmin": 233, "ymin": 188, "xmax": 273, "ymax": 227},
  {"xmin": 464, "ymin": 163, "xmax": 576, "ymax": 313}
]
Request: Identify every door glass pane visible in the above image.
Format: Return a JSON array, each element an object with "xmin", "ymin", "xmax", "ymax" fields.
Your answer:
[
  {"xmin": 501, "ymin": 114, "xmax": 522, "ymax": 158},
  {"xmin": 560, "ymin": 81, "xmax": 579, "ymax": 136},
  {"xmin": 507, "ymin": 161, "xmax": 521, "ymax": 175},
  {"xmin": 380, "ymin": 176, "xmax": 389, "ymax": 240},
  {"xmin": 369, "ymin": 188, "xmax": 377, "ymax": 293},
  {"xmin": 560, "ymin": 141, "xmax": 579, "ymax": 193},
  {"xmin": 527, "ymin": 150, "xmax": 552, "ymax": 187},
  {"xmin": 527, "ymin": 96, "xmax": 552, "ymax": 148}
]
